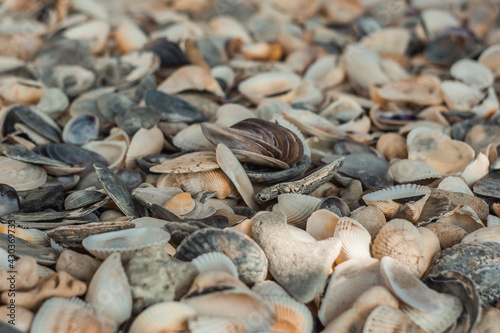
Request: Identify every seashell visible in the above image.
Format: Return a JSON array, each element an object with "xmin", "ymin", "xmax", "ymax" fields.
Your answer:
[
  {"xmin": 376, "ymin": 133, "xmax": 408, "ymax": 161},
  {"xmin": 363, "ymin": 184, "xmax": 431, "ymax": 222},
  {"xmin": 0, "ymin": 256, "xmax": 38, "ymax": 291},
  {"xmin": 56, "ymin": 250, "xmax": 100, "ymax": 284},
  {"xmin": 350, "ymin": 206, "xmax": 387, "ymax": 240},
  {"xmin": 95, "ymin": 92, "xmax": 135, "ymax": 128},
  {"xmin": 326, "ymin": 153, "xmax": 389, "ymax": 189},
  {"xmin": 30, "ymin": 297, "xmax": 107, "ymax": 333},
  {"xmin": 41, "ymin": 65, "xmax": 95, "ymax": 97},
  {"xmin": 215, "ymin": 104, "xmax": 256, "ymax": 127},
  {"xmin": 125, "ymin": 127, "xmax": 164, "ymax": 169},
  {"xmin": 304, "ymin": 55, "xmax": 344, "ymax": 90},
  {"xmin": 461, "ymin": 225, "xmax": 500, "ymax": 245},
  {"xmin": 361, "ymin": 27, "xmax": 411, "ymax": 55},
  {"xmin": 0, "ymin": 233, "xmax": 58, "ymax": 265},
  {"xmin": 252, "ymin": 211, "xmax": 342, "ymax": 303},
  {"xmin": 0, "ymin": 305, "xmax": 33, "ymax": 333},
  {"xmin": 440, "ymin": 80, "xmax": 485, "ymax": 111},
  {"xmin": 372, "ymin": 75, "xmax": 442, "ymax": 106},
  {"xmin": 115, "ymin": 107, "xmax": 161, "ymax": 136},
  {"xmin": 62, "ymin": 114, "xmax": 99, "ymax": 145},
  {"xmin": 0, "ymin": 183, "xmax": 20, "ymax": 216},
  {"xmin": 188, "ymin": 315, "xmax": 246, "ymax": 333},
  {"xmin": 0, "ymin": 78, "xmax": 45, "ymax": 105},
  {"xmin": 145, "ymin": 90, "xmax": 207, "ymax": 124},
  {"xmin": 487, "ymin": 214, "xmax": 500, "ymax": 226},
  {"xmin": 334, "ymin": 217, "xmax": 372, "ymax": 264},
  {"xmin": 115, "ymin": 19, "xmax": 148, "ymax": 53},
  {"xmin": 417, "ymin": 9, "xmax": 460, "ymax": 41},
  {"xmin": 191, "ymin": 252, "xmax": 238, "ymax": 278},
  {"xmin": 437, "ymin": 176, "xmax": 473, "ymax": 195},
  {"xmin": 157, "ymin": 65, "xmax": 224, "ymax": 97},
  {"xmin": 173, "ymin": 169, "xmax": 238, "ymax": 200},
  {"xmin": 172, "ymin": 124, "xmax": 214, "ymax": 151},
  {"xmin": 0, "ymin": 225, "xmax": 49, "ymax": 246},
  {"xmin": 63, "ymin": 20, "xmax": 110, "ymax": 54},
  {"xmin": 182, "ymin": 288, "xmax": 274, "ymax": 333},
  {"xmin": 82, "ymin": 227, "xmax": 171, "ymax": 261},
  {"xmin": 372, "ymin": 219, "xmax": 426, "ymax": 277},
  {"xmin": 305, "ymin": 209, "xmax": 340, "ymax": 240},
  {"xmin": 436, "ymin": 204, "xmax": 485, "ymax": 233},
  {"xmin": 318, "ymin": 257, "xmax": 383, "ymax": 326},
  {"xmin": 407, "ymin": 129, "xmax": 475, "ymax": 174},
  {"xmin": 362, "ymin": 305, "xmax": 425, "ymax": 333},
  {"xmin": 129, "ymin": 301, "xmax": 197, "ymax": 333},
  {"xmin": 0, "ymin": 157, "xmax": 47, "ymax": 191},
  {"xmin": 175, "ymin": 228, "xmax": 268, "ymax": 285},
  {"xmin": 85, "ymin": 253, "xmax": 132, "ymax": 330},
  {"xmin": 151, "ymin": 151, "xmax": 219, "ymax": 174},
  {"xmin": 83, "ymin": 140, "xmax": 128, "ymax": 169},
  {"xmin": 265, "ymin": 295, "xmax": 313, "ymax": 333},
  {"xmin": 479, "ymin": 44, "xmax": 500, "ymax": 75},
  {"xmin": 238, "ymin": 71, "xmax": 301, "ymax": 104},
  {"xmin": 450, "ymin": 59, "xmax": 494, "ymax": 90},
  {"xmin": 211, "ymin": 65, "xmax": 235, "ymax": 92},
  {"xmin": 33, "ymin": 144, "xmax": 108, "ymax": 174},
  {"xmin": 424, "ymin": 222, "xmax": 467, "ymax": 249},
  {"xmin": 283, "ymin": 109, "xmax": 345, "ymax": 142},
  {"xmin": 472, "ymin": 87, "xmax": 499, "ymax": 119},
  {"xmin": 64, "ymin": 190, "xmax": 107, "ymax": 210},
  {"xmin": 216, "ymin": 144, "xmax": 259, "ymax": 211},
  {"xmin": 461, "ymin": 152, "xmax": 489, "ymax": 187},
  {"xmin": 272, "ymin": 194, "xmax": 322, "ymax": 229},
  {"xmin": 164, "ymin": 192, "xmax": 196, "ymax": 216},
  {"xmin": 35, "ymin": 88, "xmax": 69, "ymax": 120}
]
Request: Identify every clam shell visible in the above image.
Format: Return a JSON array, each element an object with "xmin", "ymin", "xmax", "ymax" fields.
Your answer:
[
  {"xmin": 150, "ymin": 151, "xmax": 219, "ymax": 174},
  {"xmin": 164, "ymin": 192, "xmax": 196, "ymax": 216},
  {"xmin": 450, "ymin": 59, "xmax": 494, "ymax": 89},
  {"xmin": 372, "ymin": 219, "xmax": 425, "ymax": 277},
  {"xmin": 115, "ymin": 19, "xmax": 148, "ymax": 53},
  {"xmin": 373, "ymin": 75, "xmax": 442, "ymax": 105},
  {"xmin": 145, "ymin": 90, "xmax": 207, "ymax": 124},
  {"xmin": 85, "ymin": 253, "xmax": 132, "ymax": 330},
  {"xmin": 440, "ymin": 80, "xmax": 485, "ymax": 111},
  {"xmin": 0, "ymin": 225, "xmax": 49, "ymax": 246},
  {"xmin": 191, "ymin": 252, "xmax": 239, "ymax": 278},
  {"xmin": 0, "ymin": 157, "xmax": 47, "ymax": 191},
  {"xmin": 82, "ymin": 227, "xmax": 171, "ymax": 261},
  {"xmin": 304, "ymin": 55, "xmax": 344, "ymax": 90},
  {"xmin": 129, "ymin": 301, "xmax": 196, "ymax": 333},
  {"xmin": 175, "ymin": 228, "xmax": 268, "ymax": 285},
  {"xmin": 172, "ymin": 124, "xmax": 215, "ymax": 151},
  {"xmin": 42, "ymin": 65, "xmax": 95, "ymax": 97},
  {"xmin": 461, "ymin": 225, "xmax": 500, "ymax": 245},
  {"xmin": 238, "ymin": 71, "xmax": 301, "ymax": 104},
  {"xmin": 30, "ymin": 297, "xmax": 106, "ymax": 333},
  {"xmin": 272, "ymin": 194, "xmax": 322, "ymax": 229},
  {"xmin": 125, "ymin": 127, "xmax": 164, "ymax": 169},
  {"xmin": 479, "ymin": 44, "xmax": 500, "ymax": 75},
  {"xmin": 436, "ymin": 204, "xmax": 485, "ymax": 233},
  {"xmin": 424, "ymin": 222, "xmax": 467, "ymax": 249},
  {"xmin": 334, "ymin": 217, "xmax": 372, "ymax": 264},
  {"xmin": 266, "ymin": 295, "xmax": 313, "ymax": 333},
  {"xmin": 174, "ymin": 169, "xmax": 239, "ymax": 200},
  {"xmin": 362, "ymin": 305, "xmax": 425, "ymax": 333},
  {"xmin": 157, "ymin": 65, "xmax": 224, "ymax": 97},
  {"xmin": 188, "ymin": 315, "xmax": 245, "ymax": 333},
  {"xmin": 462, "ymin": 152, "xmax": 490, "ymax": 187},
  {"xmin": 306, "ymin": 209, "xmax": 340, "ymax": 240},
  {"xmin": 363, "ymin": 184, "xmax": 431, "ymax": 222},
  {"xmin": 350, "ymin": 206, "xmax": 387, "ymax": 240},
  {"xmin": 63, "ymin": 20, "xmax": 110, "ymax": 54},
  {"xmin": 342, "ymin": 44, "xmax": 390, "ymax": 91},
  {"xmin": 376, "ymin": 133, "xmax": 408, "ymax": 161},
  {"xmin": 83, "ymin": 140, "xmax": 128, "ymax": 169}
]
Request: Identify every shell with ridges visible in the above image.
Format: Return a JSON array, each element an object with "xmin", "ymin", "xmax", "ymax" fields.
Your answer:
[
  {"xmin": 436, "ymin": 204, "xmax": 485, "ymax": 233},
  {"xmin": 129, "ymin": 301, "xmax": 197, "ymax": 333},
  {"xmin": 450, "ymin": 59, "xmax": 494, "ymax": 89},
  {"xmin": 0, "ymin": 157, "xmax": 47, "ymax": 191},
  {"xmin": 272, "ymin": 194, "xmax": 322, "ymax": 229},
  {"xmin": 387, "ymin": 159, "xmax": 442, "ymax": 184},
  {"xmin": 191, "ymin": 252, "xmax": 239, "ymax": 278},
  {"xmin": 437, "ymin": 176, "xmax": 473, "ymax": 195},
  {"xmin": 461, "ymin": 225, "xmax": 500, "ymax": 244},
  {"xmin": 174, "ymin": 169, "xmax": 239, "ymax": 199},
  {"xmin": 362, "ymin": 305, "xmax": 425, "ymax": 333},
  {"xmin": 0, "ymin": 225, "xmax": 49, "ymax": 246},
  {"xmin": 266, "ymin": 295, "xmax": 313, "ymax": 333},
  {"xmin": 333, "ymin": 217, "xmax": 372, "ymax": 264},
  {"xmin": 188, "ymin": 315, "xmax": 246, "ymax": 333}
]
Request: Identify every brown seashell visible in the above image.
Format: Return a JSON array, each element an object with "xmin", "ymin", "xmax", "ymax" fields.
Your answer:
[
  {"xmin": 376, "ymin": 133, "xmax": 408, "ymax": 161},
  {"xmin": 0, "ymin": 78, "xmax": 45, "ymax": 105},
  {"xmin": 0, "ymin": 256, "xmax": 38, "ymax": 292},
  {"xmin": 372, "ymin": 75, "xmax": 442, "ymax": 105},
  {"xmin": 164, "ymin": 192, "xmax": 196, "ymax": 216},
  {"xmin": 350, "ymin": 206, "xmax": 387, "ymax": 240},
  {"xmin": 424, "ymin": 222, "xmax": 468, "ymax": 249},
  {"xmin": 0, "ymin": 304, "xmax": 33, "ymax": 332},
  {"xmin": 150, "ymin": 151, "xmax": 219, "ymax": 174},
  {"xmin": 115, "ymin": 19, "xmax": 148, "ymax": 53},
  {"xmin": 157, "ymin": 65, "xmax": 224, "ymax": 97},
  {"xmin": 436, "ymin": 204, "xmax": 486, "ymax": 233},
  {"xmin": 175, "ymin": 169, "xmax": 239, "ymax": 199},
  {"xmin": 55, "ymin": 250, "xmax": 101, "ymax": 284}
]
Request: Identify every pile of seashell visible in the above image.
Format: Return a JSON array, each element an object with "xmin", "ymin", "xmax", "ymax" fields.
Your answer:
[{"xmin": 1, "ymin": 0, "xmax": 500, "ymax": 332}]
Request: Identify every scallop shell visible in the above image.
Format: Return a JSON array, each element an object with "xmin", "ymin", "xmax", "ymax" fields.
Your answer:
[
  {"xmin": 150, "ymin": 151, "xmax": 219, "ymax": 174},
  {"xmin": 306, "ymin": 209, "xmax": 340, "ymax": 240},
  {"xmin": 450, "ymin": 59, "xmax": 494, "ymax": 89},
  {"xmin": 334, "ymin": 217, "xmax": 372, "ymax": 264},
  {"xmin": 164, "ymin": 192, "xmax": 196, "ymax": 216},
  {"xmin": 461, "ymin": 225, "xmax": 500, "ymax": 245},
  {"xmin": 238, "ymin": 71, "xmax": 301, "ymax": 104},
  {"xmin": 363, "ymin": 184, "xmax": 431, "ymax": 222},
  {"xmin": 440, "ymin": 80, "xmax": 485, "ymax": 111},
  {"xmin": 0, "ymin": 225, "xmax": 49, "ymax": 246},
  {"xmin": 30, "ymin": 297, "xmax": 107, "ymax": 333},
  {"xmin": 266, "ymin": 295, "xmax": 313, "ymax": 333},
  {"xmin": 125, "ymin": 127, "xmax": 164, "ymax": 169},
  {"xmin": 372, "ymin": 219, "xmax": 425, "ymax": 277},
  {"xmin": 362, "ymin": 305, "xmax": 425, "ymax": 333},
  {"xmin": 175, "ymin": 228, "xmax": 268, "ymax": 285},
  {"xmin": 0, "ymin": 157, "xmax": 47, "ymax": 191},
  {"xmin": 272, "ymin": 194, "xmax": 322, "ymax": 229},
  {"xmin": 129, "ymin": 301, "xmax": 196, "ymax": 333},
  {"xmin": 436, "ymin": 204, "xmax": 485, "ymax": 233},
  {"xmin": 174, "ymin": 169, "xmax": 239, "ymax": 199},
  {"xmin": 191, "ymin": 252, "xmax": 239, "ymax": 278},
  {"xmin": 85, "ymin": 253, "xmax": 132, "ymax": 331},
  {"xmin": 82, "ymin": 227, "xmax": 171, "ymax": 261}
]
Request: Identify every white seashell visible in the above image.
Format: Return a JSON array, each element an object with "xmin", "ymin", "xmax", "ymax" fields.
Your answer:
[
  {"xmin": 256, "ymin": 99, "xmax": 290, "ymax": 121},
  {"xmin": 188, "ymin": 315, "xmax": 245, "ymax": 333},
  {"xmin": 82, "ymin": 227, "xmax": 171, "ymax": 261},
  {"xmin": 461, "ymin": 152, "xmax": 490, "ymax": 187},
  {"xmin": 215, "ymin": 104, "xmax": 256, "ymax": 127},
  {"xmin": 437, "ymin": 176, "xmax": 473, "ymax": 195},
  {"xmin": 115, "ymin": 19, "xmax": 148, "ymax": 53},
  {"xmin": 130, "ymin": 217, "xmax": 168, "ymax": 229},
  {"xmin": 272, "ymin": 193, "xmax": 321, "ymax": 229},
  {"xmin": 472, "ymin": 87, "xmax": 499, "ymax": 119},
  {"xmin": 292, "ymin": 81, "xmax": 324, "ymax": 106},
  {"xmin": 361, "ymin": 27, "xmax": 411, "ymax": 55},
  {"xmin": 461, "ymin": 225, "xmax": 500, "ymax": 244},
  {"xmin": 125, "ymin": 127, "xmax": 164, "ymax": 169},
  {"xmin": 173, "ymin": 124, "xmax": 215, "ymax": 151},
  {"xmin": 174, "ymin": 169, "xmax": 239, "ymax": 199},
  {"xmin": 450, "ymin": 59, "xmax": 494, "ymax": 89},
  {"xmin": 440, "ymin": 80, "xmax": 485, "ymax": 111},
  {"xmin": 191, "ymin": 252, "xmax": 239, "ymax": 278},
  {"xmin": 209, "ymin": 16, "xmax": 252, "ymax": 43},
  {"xmin": 417, "ymin": 227, "xmax": 441, "ymax": 277},
  {"xmin": 487, "ymin": 214, "xmax": 500, "ymax": 226},
  {"xmin": 211, "ymin": 65, "xmax": 235, "ymax": 91},
  {"xmin": 63, "ymin": 20, "xmax": 110, "ymax": 54},
  {"xmin": 83, "ymin": 140, "xmax": 128, "ymax": 169},
  {"xmin": 85, "ymin": 253, "xmax": 132, "ymax": 331},
  {"xmin": 306, "ymin": 209, "xmax": 340, "ymax": 240},
  {"xmin": 287, "ymin": 225, "xmax": 317, "ymax": 243},
  {"xmin": 252, "ymin": 281, "xmax": 290, "ymax": 298},
  {"xmin": 362, "ymin": 305, "xmax": 424, "ymax": 333},
  {"xmin": 479, "ymin": 44, "xmax": 500, "ymax": 75},
  {"xmin": 372, "ymin": 219, "xmax": 425, "ymax": 277},
  {"xmin": 238, "ymin": 71, "xmax": 301, "ymax": 104},
  {"xmin": 129, "ymin": 301, "xmax": 197, "ymax": 333},
  {"xmin": 387, "ymin": 159, "xmax": 442, "ymax": 184},
  {"xmin": 266, "ymin": 295, "xmax": 313, "ymax": 333},
  {"xmin": 304, "ymin": 55, "xmax": 344, "ymax": 90},
  {"xmin": 436, "ymin": 204, "xmax": 485, "ymax": 233},
  {"xmin": 157, "ymin": 65, "xmax": 224, "ymax": 97},
  {"xmin": 342, "ymin": 44, "xmax": 390, "ymax": 91},
  {"xmin": 334, "ymin": 217, "xmax": 372, "ymax": 264},
  {"xmin": 417, "ymin": 9, "xmax": 460, "ymax": 41},
  {"xmin": 30, "ymin": 297, "xmax": 106, "ymax": 333}
]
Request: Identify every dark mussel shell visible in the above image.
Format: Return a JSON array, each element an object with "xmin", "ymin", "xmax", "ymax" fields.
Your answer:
[
  {"xmin": 3, "ymin": 105, "xmax": 61, "ymax": 143},
  {"xmin": 424, "ymin": 28, "xmax": 478, "ymax": 66},
  {"xmin": 143, "ymin": 38, "xmax": 189, "ymax": 67},
  {"xmin": 62, "ymin": 114, "xmax": 100, "ymax": 144},
  {"xmin": 0, "ymin": 184, "xmax": 20, "ymax": 217},
  {"xmin": 145, "ymin": 90, "xmax": 207, "ymax": 123},
  {"xmin": 114, "ymin": 168, "xmax": 146, "ymax": 189},
  {"xmin": 33, "ymin": 144, "xmax": 108, "ymax": 173},
  {"xmin": 115, "ymin": 106, "xmax": 161, "ymax": 135}
]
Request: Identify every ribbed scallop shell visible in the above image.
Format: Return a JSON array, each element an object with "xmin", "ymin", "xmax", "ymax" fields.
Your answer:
[
  {"xmin": 362, "ymin": 305, "xmax": 424, "ymax": 333},
  {"xmin": 306, "ymin": 209, "xmax": 340, "ymax": 240},
  {"xmin": 363, "ymin": 184, "xmax": 431, "ymax": 222},
  {"xmin": 30, "ymin": 297, "xmax": 106, "ymax": 333},
  {"xmin": 164, "ymin": 192, "xmax": 196, "ymax": 216},
  {"xmin": 401, "ymin": 293, "xmax": 463, "ymax": 333},
  {"xmin": 188, "ymin": 315, "xmax": 246, "ymax": 333},
  {"xmin": 85, "ymin": 253, "xmax": 132, "ymax": 330},
  {"xmin": 334, "ymin": 217, "xmax": 372, "ymax": 264},
  {"xmin": 174, "ymin": 169, "xmax": 239, "ymax": 199},
  {"xmin": 125, "ymin": 127, "xmax": 164, "ymax": 169},
  {"xmin": 450, "ymin": 59, "xmax": 494, "ymax": 89},
  {"xmin": 82, "ymin": 227, "xmax": 171, "ymax": 261},
  {"xmin": 266, "ymin": 295, "xmax": 313, "ymax": 333},
  {"xmin": 129, "ymin": 301, "xmax": 196, "ymax": 333},
  {"xmin": 272, "ymin": 194, "xmax": 322, "ymax": 229},
  {"xmin": 0, "ymin": 225, "xmax": 49, "ymax": 246},
  {"xmin": 372, "ymin": 219, "xmax": 425, "ymax": 277},
  {"xmin": 387, "ymin": 159, "xmax": 442, "ymax": 184},
  {"xmin": 191, "ymin": 252, "xmax": 239, "ymax": 278},
  {"xmin": 461, "ymin": 225, "xmax": 500, "ymax": 244},
  {"xmin": 437, "ymin": 176, "xmax": 473, "ymax": 195}
]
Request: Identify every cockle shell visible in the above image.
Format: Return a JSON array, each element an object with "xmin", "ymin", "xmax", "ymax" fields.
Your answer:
[
  {"xmin": 350, "ymin": 206, "xmax": 387, "ymax": 240},
  {"xmin": 174, "ymin": 169, "xmax": 239, "ymax": 199},
  {"xmin": 372, "ymin": 219, "xmax": 426, "ymax": 277},
  {"xmin": 272, "ymin": 193, "xmax": 322, "ymax": 229},
  {"xmin": 436, "ymin": 204, "xmax": 485, "ymax": 233},
  {"xmin": 387, "ymin": 159, "xmax": 442, "ymax": 184},
  {"xmin": 85, "ymin": 253, "xmax": 132, "ymax": 331},
  {"xmin": 437, "ymin": 176, "xmax": 474, "ymax": 195},
  {"xmin": 362, "ymin": 305, "xmax": 425, "ymax": 333},
  {"xmin": 82, "ymin": 227, "xmax": 171, "ymax": 261},
  {"xmin": 191, "ymin": 252, "xmax": 238, "ymax": 278},
  {"xmin": 0, "ymin": 304, "xmax": 33, "ymax": 333},
  {"xmin": 424, "ymin": 222, "xmax": 467, "ymax": 249},
  {"xmin": 334, "ymin": 217, "xmax": 372, "ymax": 264},
  {"xmin": 30, "ymin": 297, "xmax": 107, "ymax": 333},
  {"xmin": 266, "ymin": 295, "xmax": 313, "ymax": 333},
  {"xmin": 129, "ymin": 302, "xmax": 197, "ymax": 333}
]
